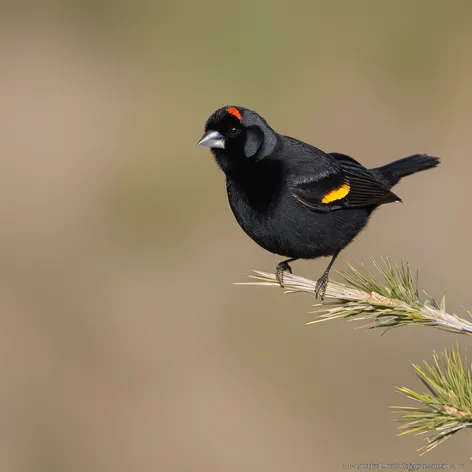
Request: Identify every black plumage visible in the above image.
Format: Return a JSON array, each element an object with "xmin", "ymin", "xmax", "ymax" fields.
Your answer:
[{"xmin": 198, "ymin": 106, "xmax": 439, "ymax": 298}]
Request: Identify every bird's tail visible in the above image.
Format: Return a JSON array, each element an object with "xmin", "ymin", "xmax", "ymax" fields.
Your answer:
[{"xmin": 371, "ymin": 154, "xmax": 440, "ymax": 188}]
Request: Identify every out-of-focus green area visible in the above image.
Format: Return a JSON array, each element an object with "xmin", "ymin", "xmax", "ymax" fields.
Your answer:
[{"xmin": 0, "ymin": 1, "xmax": 471, "ymax": 470}]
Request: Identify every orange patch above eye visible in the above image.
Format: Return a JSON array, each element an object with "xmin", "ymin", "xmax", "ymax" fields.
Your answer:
[{"xmin": 227, "ymin": 107, "xmax": 243, "ymax": 121}]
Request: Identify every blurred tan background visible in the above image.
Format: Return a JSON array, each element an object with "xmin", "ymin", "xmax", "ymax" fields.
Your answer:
[{"xmin": 0, "ymin": 1, "xmax": 471, "ymax": 470}]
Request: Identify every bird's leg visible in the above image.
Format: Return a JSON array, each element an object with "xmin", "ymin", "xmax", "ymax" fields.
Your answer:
[
  {"xmin": 314, "ymin": 252, "xmax": 340, "ymax": 300},
  {"xmin": 275, "ymin": 258, "xmax": 298, "ymax": 288}
]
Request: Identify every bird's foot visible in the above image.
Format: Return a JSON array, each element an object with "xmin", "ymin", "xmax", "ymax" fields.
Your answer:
[
  {"xmin": 314, "ymin": 273, "xmax": 329, "ymax": 300},
  {"xmin": 275, "ymin": 261, "xmax": 292, "ymax": 288}
]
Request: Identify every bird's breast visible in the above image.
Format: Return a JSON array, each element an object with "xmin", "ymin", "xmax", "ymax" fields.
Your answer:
[{"xmin": 226, "ymin": 178, "xmax": 315, "ymax": 257}]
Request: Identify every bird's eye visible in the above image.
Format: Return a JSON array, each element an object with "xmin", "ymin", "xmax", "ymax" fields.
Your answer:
[{"xmin": 227, "ymin": 126, "xmax": 240, "ymax": 137}]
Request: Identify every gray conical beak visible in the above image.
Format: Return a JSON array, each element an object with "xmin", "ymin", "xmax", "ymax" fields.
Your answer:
[{"xmin": 197, "ymin": 130, "xmax": 226, "ymax": 149}]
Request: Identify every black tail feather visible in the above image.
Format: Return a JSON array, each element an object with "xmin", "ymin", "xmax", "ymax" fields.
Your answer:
[{"xmin": 371, "ymin": 154, "xmax": 440, "ymax": 188}]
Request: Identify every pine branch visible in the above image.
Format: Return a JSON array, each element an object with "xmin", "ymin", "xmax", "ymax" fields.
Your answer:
[
  {"xmin": 392, "ymin": 345, "xmax": 472, "ymax": 455},
  {"xmin": 237, "ymin": 258, "xmax": 472, "ymax": 335},
  {"xmin": 238, "ymin": 258, "xmax": 472, "ymax": 455}
]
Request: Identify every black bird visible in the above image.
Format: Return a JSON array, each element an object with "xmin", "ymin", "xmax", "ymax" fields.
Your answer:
[{"xmin": 197, "ymin": 106, "xmax": 439, "ymax": 298}]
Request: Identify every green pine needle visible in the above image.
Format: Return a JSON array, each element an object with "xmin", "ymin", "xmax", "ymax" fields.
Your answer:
[{"xmin": 392, "ymin": 345, "xmax": 472, "ymax": 455}]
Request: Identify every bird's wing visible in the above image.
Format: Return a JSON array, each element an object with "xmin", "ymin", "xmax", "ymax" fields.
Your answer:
[{"xmin": 291, "ymin": 152, "xmax": 401, "ymax": 211}]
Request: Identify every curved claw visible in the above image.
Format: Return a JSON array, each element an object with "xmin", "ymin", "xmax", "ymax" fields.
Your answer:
[
  {"xmin": 314, "ymin": 275, "xmax": 328, "ymax": 300},
  {"xmin": 275, "ymin": 261, "xmax": 292, "ymax": 288}
]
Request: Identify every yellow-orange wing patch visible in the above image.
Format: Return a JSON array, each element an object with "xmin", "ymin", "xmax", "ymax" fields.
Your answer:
[
  {"xmin": 321, "ymin": 183, "xmax": 350, "ymax": 204},
  {"xmin": 227, "ymin": 107, "xmax": 243, "ymax": 121}
]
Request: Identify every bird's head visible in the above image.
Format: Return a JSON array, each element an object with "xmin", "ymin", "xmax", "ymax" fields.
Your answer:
[{"xmin": 197, "ymin": 106, "xmax": 279, "ymax": 173}]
